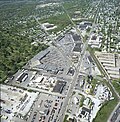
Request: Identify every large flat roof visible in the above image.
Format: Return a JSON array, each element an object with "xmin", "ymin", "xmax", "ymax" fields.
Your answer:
[
  {"xmin": 72, "ymin": 34, "xmax": 81, "ymax": 42},
  {"xmin": 17, "ymin": 73, "xmax": 28, "ymax": 82},
  {"xmin": 73, "ymin": 43, "xmax": 82, "ymax": 52},
  {"xmin": 53, "ymin": 80, "xmax": 66, "ymax": 94},
  {"xmin": 88, "ymin": 56, "xmax": 94, "ymax": 63}
]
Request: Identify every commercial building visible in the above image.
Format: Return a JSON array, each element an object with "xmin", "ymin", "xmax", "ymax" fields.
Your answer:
[
  {"xmin": 95, "ymin": 52, "xmax": 120, "ymax": 79},
  {"xmin": 53, "ymin": 80, "xmax": 66, "ymax": 94}
]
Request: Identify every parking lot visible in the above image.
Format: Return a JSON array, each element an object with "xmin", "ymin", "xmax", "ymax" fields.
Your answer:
[
  {"xmin": 25, "ymin": 93, "xmax": 65, "ymax": 122},
  {"xmin": 57, "ymin": 33, "xmax": 75, "ymax": 55},
  {"xmin": 0, "ymin": 84, "xmax": 39, "ymax": 122},
  {"xmin": 24, "ymin": 47, "xmax": 70, "ymax": 75}
]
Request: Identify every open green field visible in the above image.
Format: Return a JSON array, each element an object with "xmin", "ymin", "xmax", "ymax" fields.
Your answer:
[
  {"xmin": 63, "ymin": 115, "xmax": 69, "ymax": 122},
  {"xmin": 93, "ymin": 78, "xmax": 119, "ymax": 122},
  {"xmin": 40, "ymin": 13, "xmax": 71, "ymax": 33},
  {"xmin": 93, "ymin": 99, "xmax": 118, "ymax": 122}
]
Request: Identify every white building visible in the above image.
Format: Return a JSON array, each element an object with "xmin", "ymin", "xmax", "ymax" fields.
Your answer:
[{"xmin": 88, "ymin": 34, "xmax": 102, "ymax": 48}]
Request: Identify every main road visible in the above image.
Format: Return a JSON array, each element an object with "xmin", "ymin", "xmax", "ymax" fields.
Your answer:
[{"xmin": 57, "ymin": 1, "xmax": 102, "ymax": 121}]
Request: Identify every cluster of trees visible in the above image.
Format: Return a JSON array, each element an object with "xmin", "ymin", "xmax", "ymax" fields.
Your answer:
[
  {"xmin": 0, "ymin": 1, "xmax": 50, "ymax": 83},
  {"xmin": 0, "ymin": 28, "xmax": 48, "ymax": 83}
]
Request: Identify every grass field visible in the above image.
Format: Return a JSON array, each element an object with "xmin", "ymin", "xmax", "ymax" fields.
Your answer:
[
  {"xmin": 93, "ymin": 99, "xmax": 118, "ymax": 122},
  {"xmin": 63, "ymin": 115, "xmax": 69, "ymax": 122},
  {"xmin": 93, "ymin": 79, "xmax": 119, "ymax": 122},
  {"xmin": 40, "ymin": 13, "xmax": 71, "ymax": 33}
]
